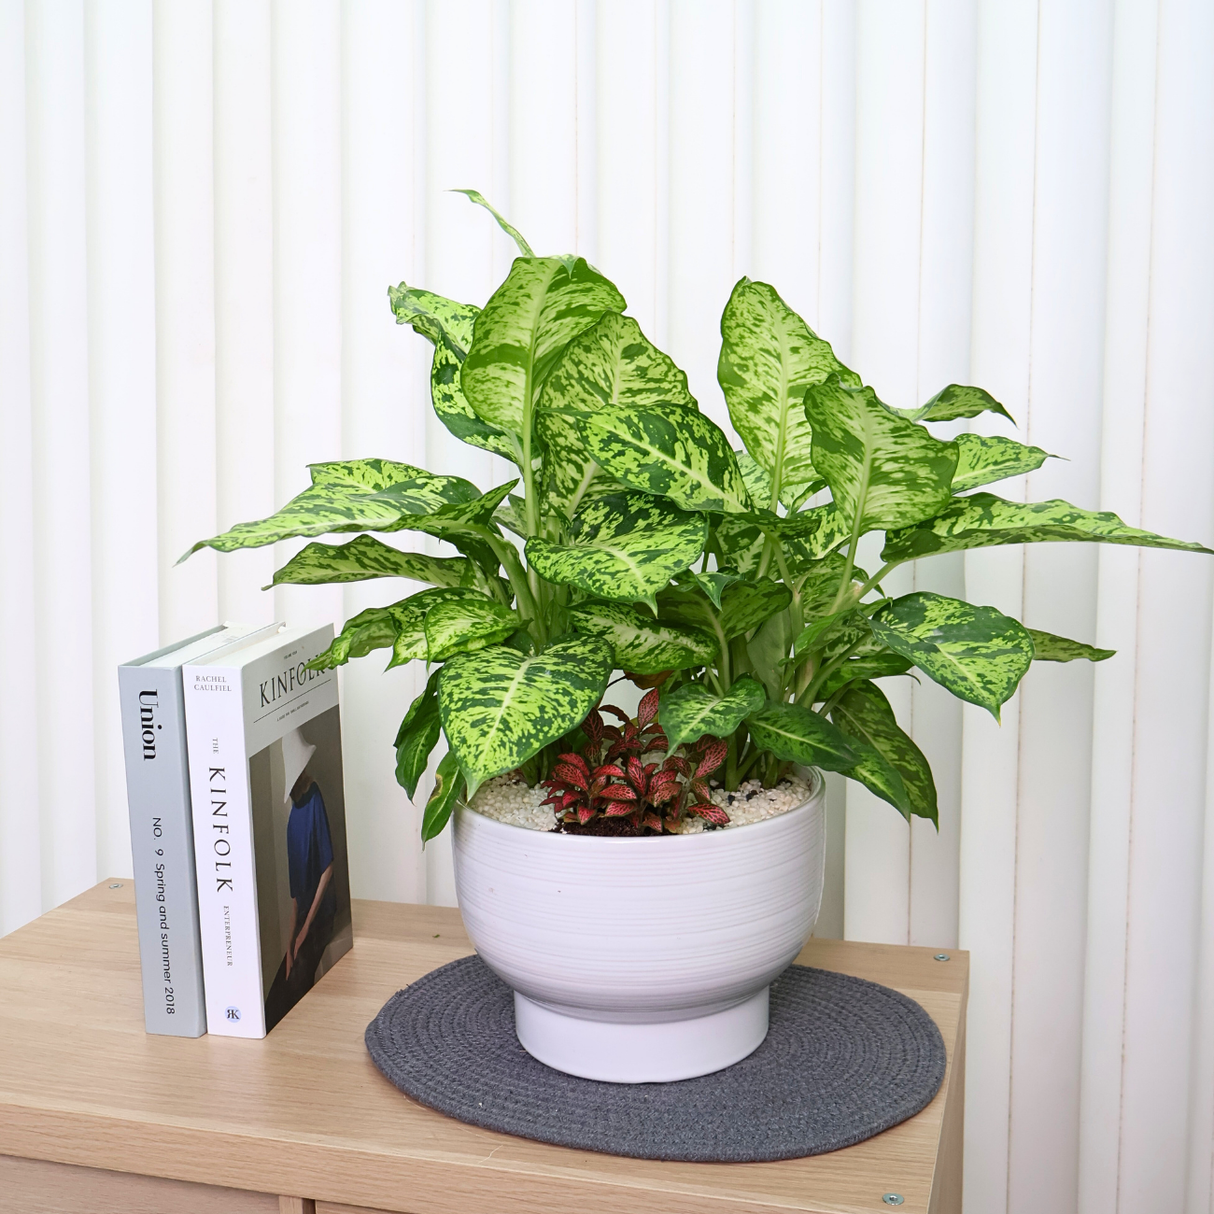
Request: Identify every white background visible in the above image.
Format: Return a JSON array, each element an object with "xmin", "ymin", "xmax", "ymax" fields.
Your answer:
[{"xmin": 1, "ymin": 2, "xmax": 1212, "ymax": 1211}]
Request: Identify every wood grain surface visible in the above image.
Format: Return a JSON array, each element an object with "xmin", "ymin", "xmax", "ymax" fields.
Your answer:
[{"xmin": 0, "ymin": 881, "xmax": 967, "ymax": 1214}]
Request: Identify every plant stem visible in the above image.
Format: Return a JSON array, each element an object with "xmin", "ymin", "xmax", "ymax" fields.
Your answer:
[{"xmin": 855, "ymin": 560, "xmax": 898, "ymax": 599}]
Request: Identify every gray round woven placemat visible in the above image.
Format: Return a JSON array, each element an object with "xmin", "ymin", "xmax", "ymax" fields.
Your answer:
[{"xmin": 365, "ymin": 954, "xmax": 946, "ymax": 1163}]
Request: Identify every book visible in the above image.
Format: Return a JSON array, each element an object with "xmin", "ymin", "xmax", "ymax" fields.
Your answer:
[
  {"xmin": 183, "ymin": 624, "xmax": 354, "ymax": 1038},
  {"xmin": 117, "ymin": 622, "xmax": 281, "ymax": 1036}
]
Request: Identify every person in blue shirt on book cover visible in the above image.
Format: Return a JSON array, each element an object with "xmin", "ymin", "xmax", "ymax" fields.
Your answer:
[{"xmin": 265, "ymin": 727, "xmax": 336, "ymax": 1030}]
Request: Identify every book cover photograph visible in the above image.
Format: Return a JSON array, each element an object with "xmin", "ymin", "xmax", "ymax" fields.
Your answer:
[{"xmin": 184, "ymin": 625, "xmax": 353, "ymax": 1038}]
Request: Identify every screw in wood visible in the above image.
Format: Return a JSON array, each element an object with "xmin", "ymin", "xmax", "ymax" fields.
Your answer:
[
  {"xmin": 109, "ymin": 883, "xmax": 123, "ymax": 889},
  {"xmin": 933, "ymin": 953, "xmax": 949, "ymax": 961},
  {"xmin": 882, "ymin": 1195, "xmax": 904, "ymax": 1206}
]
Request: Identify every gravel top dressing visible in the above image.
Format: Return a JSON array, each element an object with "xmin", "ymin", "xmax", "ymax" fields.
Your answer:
[{"xmin": 468, "ymin": 771, "xmax": 812, "ymax": 834}]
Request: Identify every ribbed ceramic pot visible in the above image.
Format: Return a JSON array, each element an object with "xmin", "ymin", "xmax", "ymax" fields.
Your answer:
[{"xmin": 451, "ymin": 769, "xmax": 827, "ymax": 1083}]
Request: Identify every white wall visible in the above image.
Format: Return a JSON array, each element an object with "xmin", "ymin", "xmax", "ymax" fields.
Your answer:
[{"xmin": 1, "ymin": 2, "xmax": 1212, "ymax": 1211}]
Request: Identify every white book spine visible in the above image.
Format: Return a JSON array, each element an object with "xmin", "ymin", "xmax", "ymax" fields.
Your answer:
[{"xmin": 183, "ymin": 662, "xmax": 266, "ymax": 1037}]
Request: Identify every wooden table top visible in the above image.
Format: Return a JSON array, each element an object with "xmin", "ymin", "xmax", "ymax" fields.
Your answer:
[{"xmin": 0, "ymin": 880, "xmax": 967, "ymax": 1214}]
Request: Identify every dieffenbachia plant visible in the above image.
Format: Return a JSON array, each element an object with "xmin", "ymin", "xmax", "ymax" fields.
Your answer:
[{"xmin": 182, "ymin": 194, "xmax": 1212, "ymax": 838}]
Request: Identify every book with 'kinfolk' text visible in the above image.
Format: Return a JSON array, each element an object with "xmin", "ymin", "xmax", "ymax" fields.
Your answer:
[
  {"xmin": 117, "ymin": 622, "xmax": 280, "ymax": 1036},
  {"xmin": 183, "ymin": 624, "xmax": 353, "ymax": 1038}
]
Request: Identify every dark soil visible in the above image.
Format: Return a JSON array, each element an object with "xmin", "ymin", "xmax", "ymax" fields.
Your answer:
[{"xmin": 553, "ymin": 817, "xmax": 663, "ymax": 837}]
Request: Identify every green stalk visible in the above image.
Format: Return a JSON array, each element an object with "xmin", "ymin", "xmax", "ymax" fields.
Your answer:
[{"xmin": 797, "ymin": 635, "xmax": 868, "ymax": 706}]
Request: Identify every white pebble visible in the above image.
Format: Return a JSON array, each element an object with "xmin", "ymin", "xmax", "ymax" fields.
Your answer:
[{"xmin": 468, "ymin": 772, "xmax": 812, "ymax": 834}]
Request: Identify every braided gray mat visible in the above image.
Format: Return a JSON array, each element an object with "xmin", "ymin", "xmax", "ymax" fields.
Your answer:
[{"xmin": 365, "ymin": 954, "xmax": 946, "ymax": 1162}]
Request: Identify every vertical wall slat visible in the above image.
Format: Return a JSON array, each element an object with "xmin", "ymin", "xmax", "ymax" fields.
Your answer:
[
  {"xmin": 0, "ymin": 0, "xmax": 41, "ymax": 935},
  {"xmin": 27, "ymin": 0, "xmax": 97, "ymax": 909},
  {"xmin": 84, "ymin": 0, "xmax": 158, "ymax": 882},
  {"xmin": 153, "ymin": 0, "xmax": 218, "ymax": 640}
]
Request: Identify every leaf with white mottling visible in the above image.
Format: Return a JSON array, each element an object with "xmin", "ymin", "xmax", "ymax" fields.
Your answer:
[
  {"xmin": 658, "ymin": 677, "xmax": 767, "ymax": 751},
  {"xmin": 461, "ymin": 257, "xmax": 626, "ymax": 438},
  {"xmin": 950, "ymin": 433, "xmax": 1052, "ymax": 494},
  {"xmin": 734, "ymin": 451, "xmax": 820, "ymax": 514},
  {"xmin": 745, "ymin": 702, "xmax": 858, "ymax": 772},
  {"xmin": 881, "ymin": 493, "xmax": 1214, "ymax": 562},
  {"xmin": 268, "ymin": 535, "xmax": 469, "ymax": 589},
  {"xmin": 830, "ymin": 680, "xmax": 937, "ymax": 824},
  {"xmin": 181, "ymin": 460, "xmax": 483, "ymax": 560},
  {"xmin": 868, "ymin": 591, "xmax": 1035, "ymax": 720},
  {"xmin": 538, "ymin": 313, "xmax": 694, "ymax": 519},
  {"xmin": 580, "ymin": 405, "xmax": 752, "ymax": 514},
  {"xmin": 804, "ymin": 376, "xmax": 958, "ymax": 534},
  {"xmin": 1028, "ymin": 629, "xmax": 1115, "ymax": 663},
  {"xmin": 904, "ymin": 383, "xmax": 1015, "ymax": 426},
  {"xmin": 439, "ymin": 635, "xmax": 614, "ymax": 797},
  {"xmin": 525, "ymin": 492, "xmax": 707, "ymax": 606},
  {"xmin": 715, "ymin": 504, "xmax": 851, "ymax": 576},
  {"xmin": 718, "ymin": 279, "xmax": 860, "ymax": 503},
  {"xmin": 452, "ymin": 188, "xmax": 534, "ymax": 256},
  {"xmin": 388, "ymin": 284, "xmax": 520, "ymax": 462},
  {"xmin": 568, "ymin": 601, "xmax": 718, "ymax": 674},
  {"xmin": 814, "ymin": 653, "xmax": 916, "ymax": 700},
  {"xmin": 424, "ymin": 598, "xmax": 519, "ymax": 662},
  {"xmin": 422, "ymin": 749, "xmax": 463, "ymax": 842},
  {"xmin": 395, "ymin": 671, "xmax": 442, "ymax": 800},
  {"xmin": 657, "ymin": 578, "xmax": 791, "ymax": 639}
]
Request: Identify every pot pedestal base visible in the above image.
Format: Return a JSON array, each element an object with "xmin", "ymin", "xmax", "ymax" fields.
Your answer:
[{"xmin": 513, "ymin": 987, "xmax": 770, "ymax": 1083}]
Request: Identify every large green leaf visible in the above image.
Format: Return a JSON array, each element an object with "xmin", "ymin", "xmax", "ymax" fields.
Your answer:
[
  {"xmin": 814, "ymin": 653, "xmax": 915, "ymax": 701},
  {"xmin": 805, "ymin": 376, "xmax": 958, "ymax": 534},
  {"xmin": 538, "ymin": 313, "xmax": 694, "ymax": 519},
  {"xmin": 1028, "ymin": 629, "xmax": 1115, "ymax": 663},
  {"xmin": 656, "ymin": 578, "xmax": 792, "ymax": 639},
  {"xmin": 525, "ymin": 492, "xmax": 707, "ymax": 607},
  {"xmin": 903, "ymin": 384, "xmax": 1015, "ymax": 425},
  {"xmin": 717, "ymin": 278, "xmax": 859, "ymax": 505},
  {"xmin": 868, "ymin": 591, "xmax": 1034, "ymax": 719},
  {"xmin": 881, "ymin": 493, "xmax": 1214, "ymax": 562},
  {"xmin": 830, "ymin": 680, "xmax": 937, "ymax": 824},
  {"xmin": 461, "ymin": 256, "xmax": 626, "ymax": 438},
  {"xmin": 422, "ymin": 749, "xmax": 463, "ymax": 842},
  {"xmin": 568, "ymin": 601, "xmax": 718, "ymax": 674},
  {"xmin": 658, "ymin": 677, "xmax": 767, "ymax": 751},
  {"xmin": 745, "ymin": 702, "xmax": 858, "ymax": 772},
  {"xmin": 180, "ymin": 460, "xmax": 482, "ymax": 560},
  {"xmin": 367, "ymin": 478, "xmax": 517, "ymax": 527},
  {"xmin": 268, "ymin": 535, "xmax": 469, "ymax": 589},
  {"xmin": 950, "ymin": 433, "xmax": 1052, "ymax": 494},
  {"xmin": 424, "ymin": 598, "xmax": 518, "ymax": 662},
  {"xmin": 395, "ymin": 671, "xmax": 442, "ymax": 799},
  {"xmin": 438, "ymin": 635, "xmax": 614, "ymax": 797},
  {"xmin": 309, "ymin": 587, "xmax": 487, "ymax": 671},
  {"xmin": 715, "ymin": 504, "xmax": 851, "ymax": 576},
  {"xmin": 735, "ymin": 451, "xmax": 821, "ymax": 515},
  {"xmin": 580, "ymin": 405, "xmax": 752, "ymax": 514},
  {"xmin": 388, "ymin": 285, "xmax": 519, "ymax": 462},
  {"xmin": 452, "ymin": 188, "xmax": 534, "ymax": 257}
]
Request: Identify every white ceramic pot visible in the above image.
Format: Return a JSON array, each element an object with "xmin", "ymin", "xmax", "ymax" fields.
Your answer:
[{"xmin": 452, "ymin": 770, "xmax": 827, "ymax": 1083}]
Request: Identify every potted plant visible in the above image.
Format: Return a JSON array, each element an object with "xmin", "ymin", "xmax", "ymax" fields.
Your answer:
[{"xmin": 184, "ymin": 194, "xmax": 1210, "ymax": 1082}]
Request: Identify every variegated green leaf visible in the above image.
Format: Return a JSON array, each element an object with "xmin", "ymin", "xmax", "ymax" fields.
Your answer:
[
  {"xmin": 424, "ymin": 598, "xmax": 519, "ymax": 662},
  {"xmin": 659, "ymin": 676, "xmax": 767, "ymax": 751},
  {"xmin": 904, "ymin": 383, "xmax": 1015, "ymax": 426},
  {"xmin": 718, "ymin": 279, "xmax": 860, "ymax": 505},
  {"xmin": 1028, "ymin": 629, "xmax": 1115, "ymax": 663},
  {"xmin": 881, "ymin": 493, "xmax": 1214, "ymax": 563},
  {"xmin": 580, "ymin": 405, "xmax": 752, "ymax": 514},
  {"xmin": 525, "ymin": 492, "xmax": 707, "ymax": 606},
  {"xmin": 538, "ymin": 313, "xmax": 694, "ymax": 519},
  {"xmin": 568, "ymin": 601, "xmax": 718, "ymax": 675},
  {"xmin": 715, "ymin": 504, "xmax": 851, "ymax": 576},
  {"xmin": 422, "ymin": 749, "xmax": 463, "ymax": 842},
  {"xmin": 657, "ymin": 578, "xmax": 792, "ymax": 639},
  {"xmin": 438, "ymin": 635, "xmax": 614, "ymax": 797},
  {"xmin": 745, "ymin": 702, "xmax": 858, "ymax": 772},
  {"xmin": 461, "ymin": 257, "xmax": 626, "ymax": 438},
  {"xmin": 309, "ymin": 587, "xmax": 487, "ymax": 672},
  {"xmin": 388, "ymin": 284, "xmax": 520, "ymax": 462},
  {"xmin": 452, "ymin": 188, "xmax": 534, "ymax": 256},
  {"xmin": 268, "ymin": 535, "xmax": 469, "ymax": 589},
  {"xmin": 805, "ymin": 376, "xmax": 958, "ymax": 534},
  {"xmin": 181, "ymin": 460, "xmax": 483, "ymax": 560},
  {"xmin": 814, "ymin": 653, "xmax": 915, "ymax": 701},
  {"xmin": 950, "ymin": 433, "xmax": 1052, "ymax": 494},
  {"xmin": 830, "ymin": 680, "xmax": 937, "ymax": 824},
  {"xmin": 395, "ymin": 671, "xmax": 442, "ymax": 799},
  {"xmin": 734, "ymin": 451, "xmax": 820, "ymax": 514},
  {"xmin": 868, "ymin": 591, "xmax": 1034, "ymax": 719}
]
